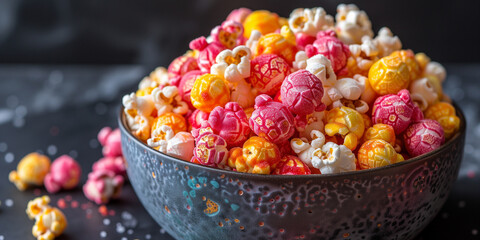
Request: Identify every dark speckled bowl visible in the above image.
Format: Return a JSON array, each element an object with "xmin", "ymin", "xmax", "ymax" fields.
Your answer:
[{"xmin": 119, "ymin": 104, "xmax": 466, "ymax": 240}]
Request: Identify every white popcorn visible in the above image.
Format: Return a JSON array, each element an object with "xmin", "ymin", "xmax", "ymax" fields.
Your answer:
[
  {"xmin": 246, "ymin": 30, "xmax": 262, "ymax": 53},
  {"xmin": 138, "ymin": 76, "xmax": 158, "ymax": 90},
  {"xmin": 306, "ymin": 54, "xmax": 337, "ymax": 88},
  {"xmin": 122, "ymin": 92, "xmax": 155, "ymax": 133},
  {"xmin": 335, "ymin": 4, "xmax": 373, "ymax": 44},
  {"xmin": 409, "ymin": 77, "xmax": 439, "ymax": 110},
  {"xmin": 211, "ymin": 46, "xmax": 251, "ymax": 84},
  {"xmin": 298, "ymin": 111, "xmax": 325, "ymax": 140},
  {"xmin": 288, "ymin": 7, "xmax": 334, "ymax": 36},
  {"xmin": 335, "ymin": 78, "xmax": 365, "ymax": 100},
  {"xmin": 353, "ymin": 74, "xmax": 377, "ymax": 105},
  {"xmin": 424, "ymin": 61, "xmax": 446, "ymax": 82},
  {"xmin": 349, "ymin": 36, "xmax": 380, "ymax": 73},
  {"xmin": 374, "ymin": 27, "xmax": 402, "ymax": 57},
  {"xmin": 166, "ymin": 132, "xmax": 195, "ymax": 161},
  {"xmin": 151, "ymin": 86, "xmax": 188, "ymax": 116},
  {"xmin": 147, "ymin": 125, "xmax": 175, "ymax": 152},
  {"xmin": 149, "ymin": 67, "xmax": 170, "ymax": 86},
  {"xmin": 291, "ymin": 130, "xmax": 326, "ymax": 168},
  {"xmin": 293, "ymin": 51, "xmax": 308, "ymax": 70},
  {"xmin": 311, "ymin": 142, "xmax": 356, "ymax": 174}
]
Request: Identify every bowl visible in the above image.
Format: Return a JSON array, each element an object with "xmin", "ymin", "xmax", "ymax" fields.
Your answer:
[{"xmin": 119, "ymin": 103, "xmax": 466, "ymax": 240}]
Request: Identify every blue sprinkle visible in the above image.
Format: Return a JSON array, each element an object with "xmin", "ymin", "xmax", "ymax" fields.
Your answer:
[
  {"xmin": 210, "ymin": 180, "xmax": 219, "ymax": 188},
  {"xmin": 183, "ymin": 191, "xmax": 189, "ymax": 197},
  {"xmin": 224, "ymin": 199, "xmax": 229, "ymax": 203},
  {"xmin": 190, "ymin": 190, "xmax": 196, "ymax": 198},
  {"xmin": 230, "ymin": 204, "xmax": 239, "ymax": 211},
  {"xmin": 198, "ymin": 177, "xmax": 207, "ymax": 184}
]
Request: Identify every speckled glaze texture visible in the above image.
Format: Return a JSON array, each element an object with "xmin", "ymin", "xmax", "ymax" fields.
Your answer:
[{"xmin": 119, "ymin": 104, "xmax": 466, "ymax": 240}]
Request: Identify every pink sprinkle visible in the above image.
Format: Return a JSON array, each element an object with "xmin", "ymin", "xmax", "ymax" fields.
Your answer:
[
  {"xmin": 65, "ymin": 195, "xmax": 72, "ymax": 201},
  {"xmin": 99, "ymin": 205, "xmax": 108, "ymax": 216},
  {"xmin": 467, "ymin": 170, "xmax": 475, "ymax": 179},
  {"xmin": 71, "ymin": 200, "xmax": 79, "ymax": 208},
  {"xmin": 109, "ymin": 210, "xmax": 115, "ymax": 216},
  {"xmin": 81, "ymin": 203, "xmax": 89, "ymax": 210},
  {"xmin": 33, "ymin": 188, "xmax": 42, "ymax": 196},
  {"xmin": 57, "ymin": 199, "xmax": 67, "ymax": 209}
]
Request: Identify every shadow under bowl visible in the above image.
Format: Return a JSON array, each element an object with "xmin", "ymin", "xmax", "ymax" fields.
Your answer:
[{"xmin": 119, "ymin": 103, "xmax": 466, "ymax": 240}]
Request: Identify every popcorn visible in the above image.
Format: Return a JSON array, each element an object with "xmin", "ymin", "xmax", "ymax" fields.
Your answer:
[
  {"xmin": 373, "ymin": 27, "xmax": 402, "ymax": 57},
  {"xmin": 192, "ymin": 127, "xmax": 229, "ymax": 169},
  {"xmin": 273, "ymin": 155, "xmax": 312, "ymax": 175},
  {"xmin": 409, "ymin": 77, "xmax": 439, "ymax": 110},
  {"xmin": 122, "ymin": 92, "xmax": 155, "ymax": 142},
  {"xmin": 211, "ymin": 45, "xmax": 251, "ymax": 84},
  {"xmin": 151, "ymin": 112, "xmax": 187, "ymax": 135},
  {"xmin": 357, "ymin": 139, "xmax": 404, "ymax": 169},
  {"xmin": 167, "ymin": 56, "xmax": 199, "ymax": 86},
  {"xmin": 368, "ymin": 55, "xmax": 411, "ymax": 95},
  {"xmin": 291, "ymin": 130, "xmax": 326, "ymax": 168},
  {"xmin": 249, "ymin": 53, "xmax": 291, "ymax": 95},
  {"xmin": 189, "ymin": 37, "xmax": 226, "ymax": 72},
  {"xmin": 297, "ymin": 111, "xmax": 325, "ymax": 140},
  {"xmin": 334, "ymin": 77, "xmax": 365, "ymax": 100},
  {"xmin": 335, "ymin": 4, "xmax": 373, "ymax": 44},
  {"xmin": 26, "ymin": 196, "xmax": 67, "ymax": 240},
  {"xmin": 425, "ymin": 102, "xmax": 460, "ymax": 140},
  {"xmin": 354, "ymin": 74, "xmax": 377, "ymax": 105},
  {"xmin": 148, "ymin": 67, "xmax": 170, "ymax": 87},
  {"xmin": 243, "ymin": 10, "xmax": 281, "ymax": 38},
  {"xmin": 44, "ymin": 155, "xmax": 81, "ymax": 194},
  {"xmin": 187, "ymin": 109, "xmax": 209, "ymax": 131},
  {"xmin": 9, "ymin": 153, "xmax": 51, "ymax": 191},
  {"xmin": 226, "ymin": 8, "xmax": 252, "ymax": 24},
  {"xmin": 208, "ymin": 102, "xmax": 251, "ymax": 147},
  {"xmin": 178, "ymin": 70, "xmax": 204, "ymax": 109},
  {"xmin": 281, "ymin": 69, "xmax": 326, "ymax": 116},
  {"xmin": 403, "ymin": 119, "xmax": 445, "ymax": 157},
  {"xmin": 83, "ymin": 170, "xmax": 124, "ymax": 204},
  {"xmin": 227, "ymin": 147, "xmax": 244, "ymax": 170},
  {"xmin": 98, "ymin": 127, "xmax": 122, "ymax": 157},
  {"xmin": 424, "ymin": 61, "xmax": 447, "ymax": 82},
  {"xmin": 293, "ymin": 51, "xmax": 308, "ymax": 70},
  {"xmin": 190, "ymin": 73, "xmax": 231, "ymax": 112},
  {"xmin": 311, "ymin": 142, "xmax": 357, "ymax": 174},
  {"xmin": 372, "ymin": 89, "xmax": 423, "ymax": 134},
  {"xmin": 147, "ymin": 125, "xmax": 175, "ymax": 151},
  {"xmin": 148, "ymin": 125, "xmax": 195, "ymax": 161},
  {"xmin": 253, "ymin": 25, "xmax": 298, "ymax": 64},
  {"xmin": 288, "ymin": 7, "xmax": 334, "ymax": 36},
  {"xmin": 305, "ymin": 30, "xmax": 350, "ymax": 74},
  {"xmin": 362, "ymin": 124, "xmax": 397, "ymax": 147},
  {"xmin": 92, "ymin": 156, "xmax": 127, "ymax": 177},
  {"xmin": 346, "ymin": 36, "xmax": 379, "ymax": 76},
  {"xmin": 305, "ymin": 54, "xmax": 337, "ymax": 97},
  {"xmin": 211, "ymin": 20, "xmax": 245, "ymax": 49},
  {"xmin": 390, "ymin": 50, "xmax": 421, "ymax": 81},
  {"xmin": 295, "ymin": 33, "xmax": 317, "ymax": 50},
  {"xmin": 239, "ymin": 136, "xmax": 281, "ymax": 174},
  {"xmin": 249, "ymin": 94, "xmax": 295, "ymax": 144},
  {"xmin": 325, "ymin": 106, "xmax": 365, "ymax": 151},
  {"xmin": 229, "ymin": 79, "xmax": 256, "ymax": 109},
  {"xmin": 151, "ymin": 85, "xmax": 189, "ymax": 116}
]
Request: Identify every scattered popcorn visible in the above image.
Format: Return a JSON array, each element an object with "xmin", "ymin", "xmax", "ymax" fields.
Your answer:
[
  {"xmin": 83, "ymin": 170, "xmax": 124, "ymax": 204},
  {"xmin": 9, "ymin": 153, "xmax": 51, "ymax": 191},
  {"xmin": 92, "ymin": 156, "xmax": 127, "ymax": 177},
  {"xmin": 26, "ymin": 195, "xmax": 67, "ymax": 240},
  {"xmin": 44, "ymin": 155, "xmax": 81, "ymax": 193},
  {"xmin": 98, "ymin": 127, "xmax": 122, "ymax": 157}
]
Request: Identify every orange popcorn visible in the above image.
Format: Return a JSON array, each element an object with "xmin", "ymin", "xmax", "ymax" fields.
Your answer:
[
  {"xmin": 243, "ymin": 10, "xmax": 282, "ymax": 38},
  {"xmin": 390, "ymin": 49, "xmax": 421, "ymax": 81},
  {"xmin": 227, "ymin": 147, "xmax": 244, "ymax": 170},
  {"xmin": 273, "ymin": 155, "xmax": 311, "ymax": 175},
  {"xmin": 190, "ymin": 74, "xmax": 230, "ymax": 112},
  {"xmin": 368, "ymin": 55, "xmax": 410, "ymax": 95},
  {"xmin": 363, "ymin": 123, "xmax": 396, "ymax": 146},
  {"xmin": 254, "ymin": 26, "xmax": 297, "ymax": 64},
  {"xmin": 357, "ymin": 139, "xmax": 404, "ymax": 169},
  {"xmin": 424, "ymin": 102, "xmax": 460, "ymax": 140},
  {"xmin": 151, "ymin": 112, "xmax": 187, "ymax": 134},
  {"xmin": 238, "ymin": 136, "xmax": 281, "ymax": 174},
  {"xmin": 9, "ymin": 153, "xmax": 51, "ymax": 191}
]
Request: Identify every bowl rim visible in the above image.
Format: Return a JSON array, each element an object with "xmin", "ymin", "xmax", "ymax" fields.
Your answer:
[{"xmin": 118, "ymin": 102, "xmax": 466, "ymax": 180}]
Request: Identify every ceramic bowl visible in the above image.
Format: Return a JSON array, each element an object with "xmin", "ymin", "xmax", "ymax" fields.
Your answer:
[{"xmin": 119, "ymin": 104, "xmax": 466, "ymax": 240}]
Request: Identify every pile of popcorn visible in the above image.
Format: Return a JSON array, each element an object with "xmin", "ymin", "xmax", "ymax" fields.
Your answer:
[{"xmin": 122, "ymin": 4, "xmax": 460, "ymax": 175}]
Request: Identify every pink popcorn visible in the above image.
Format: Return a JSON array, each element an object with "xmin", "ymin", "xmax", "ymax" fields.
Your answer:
[
  {"xmin": 208, "ymin": 102, "xmax": 251, "ymax": 147},
  {"xmin": 249, "ymin": 54, "xmax": 292, "ymax": 95},
  {"xmin": 167, "ymin": 56, "xmax": 199, "ymax": 86},
  {"xmin": 226, "ymin": 8, "xmax": 252, "ymax": 24},
  {"xmin": 189, "ymin": 37, "xmax": 226, "ymax": 72},
  {"xmin": 281, "ymin": 70, "xmax": 325, "ymax": 116},
  {"xmin": 372, "ymin": 89, "xmax": 423, "ymax": 134},
  {"xmin": 191, "ymin": 128, "xmax": 229, "ymax": 169},
  {"xmin": 44, "ymin": 155, "xmax": 81, "ymax": 194},
  {"xmin": 295, "ymin": 33, "xmax": 316, "ymax": 50},
  {"xmin": 179, "ymin": 70, "xmax": 204, "ymax": 109},
  {"xmin": 98, "ymin": 127, "xmax": 122, "ymax": 158},
  {"xmin": 210, "ymin": 20, "xmax": 246, "ymax": 49},
  {"xmin": 305, "ymin": 30, "xmax": 350, "ymax": 74},
  {"xmin": 188, "ymin": 109, "xmax": 209, "ymax": 131},
  {"xmin": 92, "ymin": 157, "xmax": 126, "ymax": 177},
  {"xmin": 249, "ymin": 94, "xmax": 295, "ymax": 144},
  {"xmin": 83, "ymin": 170, "xmax": 124, "ymax": 205},
  {"xmin": 403, "ymin": 119, "xmax": 445, "ymax": 157}
]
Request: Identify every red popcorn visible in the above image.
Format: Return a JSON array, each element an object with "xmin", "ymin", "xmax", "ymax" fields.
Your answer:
[
  {"xmin": 281, "ymin": 69, "xmax": 325, "ymax": 116},
  {"xmin": 305, "ymin": 30, "xmax": 350, "ymax": 74},
  {"xmin": 249, "ymin": 94, "xmax": 295, "ymax": 144},
  {"xmin": 208, "ymin": 102, "xmax": 251, "ymax": 147},
  {"xmin": 189, "ymin": 37, "xmax": 226, "ymax": 72},
  {"xmin": 372, "ymin": 89, "xmax": 423, "ymax": 134},
  {"xmin": 249, "ymin": 54, "xmax": 291, "ymax": 95},
  {"xmin": 273, "ymin": 155, "xmax": 312, "ymax": 175},
  {"xmin": 83, "ymin": 170, "xmax": 124, "ymax": 205},
  {"xmin": 98, "ymin": 127, "xmax": 123, "ymax": 158},
  {"xmin": 188, "ymin": 109, "xmax": 209, "ymax": 131},
  {"xmin": 178, "ymin": 70, "xmax": 204, "ymax": 109},
  {"xmin": 211, "ymin": 20, "xmax": 246, "ymax": 49},
  {"xmin": 295, "ymin": 32, "xmax": 316, "ymax": 50},
  {"xmin": 92, "ymin": 157, "xmax": 127, "ymax": 177},
  {"xmin": 403, "ymin": 119, "xmax": 445, "ymax": 157},
  {"xmin": 167, "ymin": 56, "xmax": 199, "ymax": 86},
  {"xmin": 192, "ymin": 128, "xmax": 229, "ymax": 169},
  {"xmin": 44, "ymin": 155, "xmax": 81, "ymax": 194}
]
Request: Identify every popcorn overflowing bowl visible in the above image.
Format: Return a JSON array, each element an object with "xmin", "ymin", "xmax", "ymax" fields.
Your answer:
[
  {"xmin": 118, "ymin": 4, "xmax": 466, "ymax": 239},
  {"xmin": 119, "ymin": 104, "xmax": 465, "ymax": 239}
]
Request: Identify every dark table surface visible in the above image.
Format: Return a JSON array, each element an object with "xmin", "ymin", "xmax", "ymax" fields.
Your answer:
[{"xmin": 0, "ymin": 64, "xmax": 479, "ymax": 240}]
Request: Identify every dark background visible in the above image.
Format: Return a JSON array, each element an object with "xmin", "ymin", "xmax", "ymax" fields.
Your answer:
[{"xmin": 0, "ymin": 0, "xmax": 479, "ymax": 69}]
